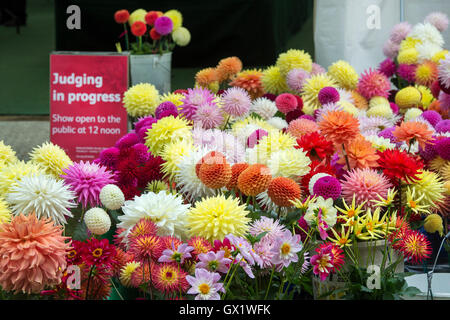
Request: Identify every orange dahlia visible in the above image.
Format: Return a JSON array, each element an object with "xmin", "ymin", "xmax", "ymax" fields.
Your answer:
[
  {"xmin": 338, "ymin": 136, "xmax": 380, "ymax": 169},
  {"xmin": 229, "ymin": 69, "xmax": 264, "ymax": 99},
  {"xmin": 287, "ymin": 118, "xmax": 319, "ymax": 139},
  {"xmin": 195, "ymin": 68, "xmax": 218, "ymax": 87},
  {"xmin": 195, "ymin": 151, "xmax": 227, "ymax": 177},
  {"xmin": 216, "ymin": 56, "xmax": 243, "ymax": 82},
  {"xmin": 267, "ymin": 177, "xmax": 302, "ymax": 207},
  {"xmin": 393, "ymin": 121, "xmax": 434, "ymax": 149},
  {"xmin": 226, "ymin": 163, "xmax": 250, "ymax": 190},
  {"xmin": 237, "ymin": 164, "xmax": 272, "ymax": 196},
  {"xmin": 0, "ymin": 213, "xmax": 70, "ymax": 294},
  {"xmin": 198, "ymin": 153, "xmax": 232, "ymax": 189},
  {"xmin": 415, "ymin": 61, "xmax": 438, "ymax": 87},
  {"xmin": 351, "ymin": 90, "xmax": 369, "ymax": 110},
  {"xmin": 318, "ymin": 110, "xmax": 360, "ymax": 146}
]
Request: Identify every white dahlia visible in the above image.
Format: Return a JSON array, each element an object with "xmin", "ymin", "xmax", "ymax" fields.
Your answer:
[
  {"xmin": 117, "ymin": 191, "xmax": 191, "ymax": 240},
  {"xmin": 84, "ymin": 207, "xmax": 111, "ymax": 235},
  {"xmin": 267, "ymin": 148, "xmax": 311, "ymax": 181},
  {"xmin": 251, "ymin": 97, "xmax": 278, "ymax": 120},
  {"xmin": 266, "ymin": 117, "xmax": 288, "ymax": 130},
  {"xmin": 6, "ymin": 175, "xmax": 76, "ymax": 225},
  {"xmin": 99, "ymin": 184, "xmax": 125, "ymax": 210},
  {"xmin": 409, "ymin": 23, "xmax": 444, "ymax": 47}
]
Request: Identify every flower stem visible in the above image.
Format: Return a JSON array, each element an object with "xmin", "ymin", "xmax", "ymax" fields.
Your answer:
[
  {"xmin": 148, "ymin": 257, "xmax": 153, "ymax": 300},
  {"xmin": 342, "ymin": 144, "xmax": 351, "ymax": 171},
  {"xmin": 84, "ymin": 266, "xmax": 94, "ymax": 300},
  {"xmin": 264, "ymin": 266, "xmax": 276, "ymax": 300},
  {"xmin": 222, "ymin": 260, "xmax": 240, "ymax": 299},
  {"xmin": 138, "ymin": 36, "xmax": 142, "ymax": 53},
  {"xmin": 222, "ymin": 115, "xmax": 231, "ymax": 130},
  {"xmin": 123, "ymin": 24, "xmax": 129, "ymax": 51}
]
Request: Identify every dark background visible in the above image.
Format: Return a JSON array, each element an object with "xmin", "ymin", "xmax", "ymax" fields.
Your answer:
[{"xmin": 54, "ymin": 0, "xmax": 313, "ymax": 67}]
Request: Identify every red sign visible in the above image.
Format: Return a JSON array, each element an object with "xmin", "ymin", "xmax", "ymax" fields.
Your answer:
[{"xmin": 50, "ymin": 53, "xmax": 128, "ymax": 162}]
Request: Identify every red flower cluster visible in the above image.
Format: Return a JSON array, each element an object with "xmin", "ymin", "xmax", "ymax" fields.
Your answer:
[
  {"xmin": 376, "ymin": 149, "xmax": 423, "ymax": 182},
  {"xmin": 295, "ymin": 132, "xmax": 334, "ymax": 161}
]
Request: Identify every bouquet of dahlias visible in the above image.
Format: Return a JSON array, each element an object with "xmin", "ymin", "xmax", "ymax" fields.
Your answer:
[{"xmin": 114, "ymin": 8, "xmax": 191, "ymax": 55}]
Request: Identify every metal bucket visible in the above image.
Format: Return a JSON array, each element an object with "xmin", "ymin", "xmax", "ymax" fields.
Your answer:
[{"xmin": 129, "ymin": 52, "xmax": 172, "ymax": 94}]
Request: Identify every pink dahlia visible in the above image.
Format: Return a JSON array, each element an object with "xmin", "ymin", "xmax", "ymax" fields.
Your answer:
[
  {"xmin": 312, "ymin": 175, "xmax": 341, "ymax": 201},
  {"xmin": 115, "ymin": 132, "xmax": 139, "ymax": 149},
  {"xmin": 390, "ymin": 22, "xmax": 412, "ymax": 44},
  {"xmin": 249, "ymin": 216, "xmax": 286, "ymax": 242},
  {"xmin": 270, "ymin": 230, "xmax": 302, "ymax": 268},
  {"xmin": 378, "ymin": 58, "xmax": 397, "ymax": 78},
  {"xmin": 286, "ymin": 68, "xmax": 310, "ymax": 93},
  {"xmin": 310, "ymin": 243, "xmax": 335, "ymax": 281},
  {"xmin": 98, "ymin": 147, "xmax": 120, "ymax": 169},
  {"xmin": 180, "ymin": 88, "xmax": 216, "ymax": 120},
  {"xmin": 196, "ymin": 250, "xmax": 231, "ymax": 273},
  {"xmin": 62, "ymin": 161, "xmax": 115, "ymax": 208},
  {"xmin": 154, "ymin": 16, "xmax": 173, "ymax": 35},
  {"xmin": 155, "ymin": 101, "xmax": 178, "ymax": 119},
  {"xmin": 134, "ymin": 116, "xmax": 157, "ymax": 133},
  {"xmin": 311, "ymin": 63, "xmax": 326, "ymax": 75},
  {"xmin": 192, "ymin": 103, "xmax": 224, "ymax": 129},
  {"xmin": 438, "ymin": 54, "xmax": 450, "ymax": 93},
  {"xmin": 383, "ymin": 39, "xmax": 400, "ymax": 59},
  {"xmin": 340, "ymin": 168, "xmax": 392, "ymax": 210},
  {"xmin": 397, "ymin": 64, "xmax": 417, "ymax": 83},
  {"xmin": 425, "ymin": 12, "xmax": 449, "ymax": 32},
  {"xmin": 421, "ymin": 110, "xmax": 442, "ymax": 127},
  {"xmin": 275, "ymin": 93, "xmax": 298, "ymax": 114},
  {"xmin": 221, "ymin": 87, "xmax": 252, "ymax": 117},
  {"xmin": 357, "ymin": 69, "xmax": 391, "ymax": 100}
]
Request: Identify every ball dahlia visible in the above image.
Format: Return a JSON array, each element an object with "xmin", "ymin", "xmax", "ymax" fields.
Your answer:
[
  {"xmin": 216, "ymin": 56, "xmax": 243, "ymax": 82},
  {"xmin": 275, "ymin": 93, "xmax": 298, "ymax": 114},
  {"xmin": 84, "ymin": 207, "xmax": 111, "ymax": 235},
  {"xmin": 267, "ymin": 177, "xmax": 301, "ymax": 207},
  {"xmin": 302, "ymin": 74, "xmax": 338, "ymax": 109},
  {"xmin": 237, "ymin": 164, "xmax": 272, "ymax": 196},
  {"xmin": 0, "ymin": 213, "xmax": 70, "ymax": 294},
  {"xmin": 226, "ymin": 163, "xmax": 249, "ymax": 190}
]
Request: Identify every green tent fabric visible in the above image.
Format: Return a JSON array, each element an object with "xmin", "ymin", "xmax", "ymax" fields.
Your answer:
[{"xmin": 55, "ymin": 0, "xmax": 313, "ymax": 67}]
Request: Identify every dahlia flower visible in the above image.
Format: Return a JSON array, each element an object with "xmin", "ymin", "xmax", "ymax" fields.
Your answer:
[
  {"xmin": 179, "ymin": 87, "xmax": 216, "ymax": 120},
  {"xmin": 327, "ymin": 60, "xmax": 359, "ymax": 90},
  {"xmin": 186, "ymin": 195, "xmax": 250, "ymax": 242},
  {"xmin": 378, "ymin": 58, "xmax": 397, "ymax": 78},
  {"xmin": 261, "ymin": 66, "xmax": 289, "ymax": 95},
  {"xmin": 29, "ymin": 142, "xmax": 72, "ymax": 179},
  {"xmin": 196, "ymin": 250, "xmax": 231, "ymax": 273},
  {"xmin": 82, "ymin": 237, "xmax": 116, "ymax": 267},
  {"xmin": 229, "ymin": 69, "xmax": 264, "ymax": 99},
  {"xmin": 377, "ymin": 149, "xmax": 423, "ymax": 182},
  {"xmin": 0, "ymin": 213, "xmax": 70, "ymax": 294},
  {"xmin": 410, "ymin": 23, "xmax": 444, "ymax": 47},
  {"xmin": 216, "ymin": 56, "xmax": 242, "ymax": 82},
  {"xmin": 118, "ymin": 191, "xmax": 191, "ymax": 240},
  {"xmin": 192, "ymin": 103, "xmax": 224, "ymax": 129},
  {"xmin": 159, "ymin": 243, "xmax": 194, "ymax": 264},
  {"xmin": 99, "ymin": 184, "xmax": 125, "ymax": 210},
  {"xmin": 295, "ymin": 132, "xmax": 334, "ymax": 160},
  {"xmin": 311, "ymin": 244, "xmax": 335, "ymax": 281},
  {"xmin": 390, "ymin": 22, "xmax": 412, "ymax": 44},
  {"xmin": 160, "ymin": 139, "xmax": 194, "ymax": 180},
  {"xmin": 84, "ymin": 207, "xmax": 111, "ymax": 235},
  {"xmin": 250, "ymin": 97, "xmax": 278, "ymax": 120},
  {"xmin": 267, "ymin": 148, "xmax": 311, "ymax": 180},
  {"xmin": 287, "ymin": 118, "xmax": 319, "ymax": 138},
  {"xmin": 302, "ymin": 74, "xmax": 338, "ymax": 109},
  {"xmin": 318, "ymin": 110, "xmax": 360, "ymax": 145},
  {"xmin": 221, "ymin": 87, "xmax": 252, "ymax": 117},
  {"xmin": 438, "ymin": 52, "xmax": 450, "ymax": 90},
  {"xmin": 123, "ymin": 83, "xmax": 160, "ymax": 117},
  {"xmin": 62, "ymin": 161, "xmax": 115, "ymax": 208},
  {"xmin": 267, "ymin": 177, "xmax": 302, "ymax": 207},
  {"xmin": 0, "ymin": 141, "xmax": 17, "ymax": 166},
  {"xmin": 186, "ymin": 268, "xmax": 224, "ymax": 300},
  {"xmin": 406, "ymin": 170, "xmax": 445, "ymax": 208},
  {"xmin": 397, "ymin": 230, "xmax": 431, "ymax": 264},
  {"xmin": 304, "ymin": 196, "xmax": 337, "ymax": 229},
  {"xmin": 357, "ymin": 69, "xmax": 391, "ymax": 100},
  {"xmin": 7, "ymin": 175, "xmax": 76, "ymax": 225},
  {"xmin": 270, "ymin": 230, "xmax": 302, "ymax": 268},
  {"xmin": 338, "ymin": 136, "xmax": 380, "ymax": 169},
  {"xmin": 249, "ymin": 216, "xmax": 286, "ymax": 242},
  {"xmin": 154, "ymin": 263, "xmax": 189, "ymax": 294},
  {"xmin": 286, "ymin": 68, "xmax": 310, "ymax": 93},
  {"xmin": 237, "ymin": 164, "xmax": 272, "ymax": 196},
  {"xmin": 276, "ymin": 49, "xmax": 313, "ymax": 75}
]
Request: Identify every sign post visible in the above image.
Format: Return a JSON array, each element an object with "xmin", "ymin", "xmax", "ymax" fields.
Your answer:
[{"xmin": 50, "ymin": 52, "xmax": 129, "ymax": 162}]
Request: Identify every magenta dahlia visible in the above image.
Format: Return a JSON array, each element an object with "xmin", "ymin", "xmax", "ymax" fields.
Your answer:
[{"xmin": 357, "ymin": 69, "xmax": 391, "ymax": 100}]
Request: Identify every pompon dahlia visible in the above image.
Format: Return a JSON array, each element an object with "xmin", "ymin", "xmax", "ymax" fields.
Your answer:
[
  {"xmin": 99, "ymin": 184, "xmax": 125, "ymax": 210},
  {"xmin": 123, "ymin": 83, "xmax": 160, "ymax": 117},
  {"xmin": 436, "ymin": 137, "xmax": 450, "ymax": 160},
  {"xmin": 144, "ymin": 116, "xmax": 192, "ymax": 156},
  {"xmin": 118, "ymin": 191, "xmax": 190, "ymax": 241},
  {"xmin": 327, "ymin": 60, "xmax": 359, "ymax": 90},
  {"xmin": 287, "ymin": 118, "xmax": 319, "ymax": 139},
  {"xmin": 267, "ymin": 177, "xmax": 301, "ymax": 207},
  {"xmin": 378, "ymin": 58, "xmax": 397, "ymax": 78},
  {"xmin": 237, "ymin": 164, "xmax": 272, "ymax": 196},
  {"xmin": 407, "ymin": 170, "xmax": 445, "ymax": 208},
  {"xmin": 286, "ymin": 68, "xmax": 310, "ymax": 93},
  {"xmin": 29, "ymin": 142, "xmax": 72, "ymax": 179},
  {"xmin": 318, "ymin": 87, "xmax": 340, "ymax": 105},
  {"xmin": 221, "ymin": 87, "xmax": 252, "ymax": 117},
  {"xmin": 312, "ymin": 175, "xmax": 341, "ymax": 201},
  {"xmin": 187, "ymin": 195, "xmax": 250, "ymax": 242},
  {"xmin": 398, "ymin": 230, "xmax": 431, "ymax": 264},
  {"xmin": 155, "ymin": 101, "xmax": 178, "ymax": 120},
  {"xmin": 62, "ymin": 161, "xmax": 115, "ymax": 208},
  {"xmin": 115, "ymin": 132, "xmax": 139, "ymax": 150},
  {"xmin": 0, "ymin": 213, "xmax": 70, "ymax": 294},
  {"xmin": 84, "ymin": 208, "xmax": 111, "ymax": 235},
  {"xmin": 195, "ymin": 68, "xmax": 218, "ymax": 87},
  {"xmin": 339, "ymin": 135, "xmax": 380, "ymax": 169},
  {"xmin": 153, "ymin": 263, "xmax": 189, "ymax": 294},
  {"xmin": 250, "ymin": 97, "xmax": 278, "ymax": 120},
  {"xmin": 275, "ymin": 93, "xmax": 298, "ymax": 114},
  {"xmin": 276, "ymin": 49, "xmax": 313, "ymax": 75},
  {"xmin": 198, "ymin": 157, "xmax": 232, "ymax": 189},
  {"xmin": 357, "ymin": 69, "xmax": 391, "ymax": 100},
  {"xmin": 295, "ymin": 132, "xmax": 334, "ymax": 161},
  {"xmin": 261, "ymin": 66, "xmax": 289, "ymax": 95},
  {"xmin": 318, "ymin": 110, "xmax": 360, "ymax": 145},
  {"xmin": 226, "ymin": 163, "xmax": 249, "ymax": 190},
  {"xmin": 7, "ymin": 175, "xmax": 76, "ymax": 225},
  {"xmin": 229, "ymin": 69, "xmax": 264, "ymax": 99},
  {"xmin": 341, "ymin": 168, "xmax": 392, "ymax": 210},
  {"xmin": 216, "ymin": 56, "xmax": 243, "ymax": 82},
  {"xmin": 393, "ymin": 121, "xmax": 434, "ymax": 149},
  {"xmin": 376, "ymin": 149, "xmax": 423, "ymax": 182},
  {"xmin": 302, "ymin": 74, "xmax": 338, "ymax": 109},
  {"xmin": 0, "ymin": 141, "xmax": 17, "ymax": 166}
]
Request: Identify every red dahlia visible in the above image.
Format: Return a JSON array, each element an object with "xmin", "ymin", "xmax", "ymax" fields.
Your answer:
[
  {"xmin": 376, "ymin": 149, "xmax": 423, "ymax": 182},
  {"xmin": 295, "ymin": 132, "xmax": 334, "ymax": 161}
]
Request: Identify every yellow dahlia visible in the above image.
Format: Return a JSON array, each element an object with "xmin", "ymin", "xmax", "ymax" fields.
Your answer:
[
  {"xmin": 369, "ymin": 96, "xmax": 390, "ymax": 109},
  {"xmin": 186, "ymin": 195, "xmax": 250, "ymax": 242},
  {"xmin": 400, "ymin": 37, "xmax": 421, "ymax": 51},
  {"xmin": 404, "ymin": 108, "xmax": 423, "ymax": 122},
  {"xmin": 261, "ymin": 66, "xmax": 289, "ymax": 95},
  {"xmin": 395, "ymin": 87, "xmax": 422, "ymax": 109},
  {"xmin": 267, "ymin": 148, "xmax": 311, "ymax": 180},
  {"xmin": 128, "ymin": 9, "xmax": 147, "ymax": 26},
  {"xmin": 120, "ymin": 261, "xmax": 141, "ymax": 287},
  {"xmin": 366, "ymin": 102, "xmax": 393, "ymax": 118},
  {"xmin": 161, "ymin": 139, "xmax": 194, "ymax": 180},
  {"xmin": 302, "ymin": 74, "xmax": 338, "ymax": 109},
  {"xmin": 123, "ymin": 83, "xmax": 160, "ymax": 117},
  {"xmin": 424, "ymin": 214, "xmax": 444, "ymax": 236},
  {"xmin": 246, "ymin": 131, "xmax": 296, "ymax": 165},
  {"xmin": 351, "ymin": 90, "xmax": 369, "ymax": 110},
  {"xmin": 145, "ymin": 116, "xmax": 192, "ymax": 156},
  {"xmin": 406, "ymin": 170, "xmax": 445, "ymax": 209},
  {"xmin": 397, "ymin": 48, "xmax": 419, "ymax": 64},
  {"xmin": 29, "ymin": 142, "xmax": 72, "ymax": 179},
  {"xmin": 276, "ymin": 49, "xmax": 313, "ymax": 75},
  {"xmin": 327, "ymin": 60, "xmax": 359, "ymax": 90},
  {"xmin": 0, "ymin": 198, "xmax": 11, "ymax": 224},
  {"xmin": 0, "ymin": 141, "xmax": 17, "ymax": 166},
  {"xmin": 416, "ymin": 85, "xmax": 434, "ymax": 109},
  {"xmin": 231, "ymin": 115, "xmax": 276, "ymax": 137},
  {"xmin": 415, "ymin": 61, "xmax": 438, "ymax": 87},
  {"xmin": 432, "ymin": 50, "xmax": 449, "ymax": 63},
  {"xmin": 160, "ymin": 92, "xmax": 185, "ymax": 107},
  {"xmin": 0, "ymin": 161, "xmax": 42, "ymax": 196},
  {"xmin": 164, "ymin": 9, "xmax": 182, "ymax": 30}
]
